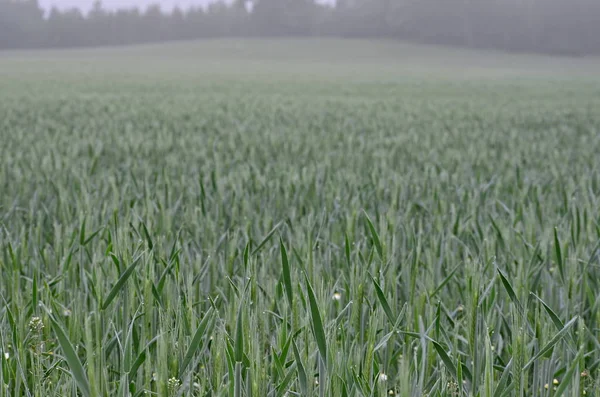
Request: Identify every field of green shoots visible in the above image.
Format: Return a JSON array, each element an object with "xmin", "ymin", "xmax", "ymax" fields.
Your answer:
[{"xmin": 1, "ymin": 39, "xmax": 600, "ymax": 396}]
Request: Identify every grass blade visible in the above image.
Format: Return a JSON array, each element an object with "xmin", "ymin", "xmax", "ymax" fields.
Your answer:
[
  {"xmin": 363, "ymin": 211, "xmax": 383, "ymax": 261},
  {"xmin": 554, "ymin": 227, "xmax": 565, "ymax": 283},
  {"xmin": 523, "ymin": 316, "xmax": 577, "ymax": 370},
  {"xmin": 553, "ymin": 347, "xmax": 584, "ymax": 397},
  {"xmin": 251, "ymin": 221, "xmax": 282, "ymax": 255},
  {"xmin": 79, "ymin": 217, "xmax": 86, "ymax": 246},
  {"xmin": 140, "ymin": 221, "xmax": 154, "ymax": 251},
  {"xmin": 429, "ymin": 265, "xmax": 458, "ymax": 298},
  {"xmin": 179, "ymin": 308, "xmax": 214, "ymax": 376},
  {"xmin": 431, "ymin": 340, "xmax": 458, "ymax": 381},
  {"xmin": 275, "ymin": 364, "xmax": 297, "ymax": 397},
  {"xmin": 530, "ymin": 292, "xmax": 564, "ymax": 330},
  {"xmin": 102, "ymin": 254, "xmax": 143, "ymax": 310},
  {"xmin": 280, "ymin": 238, "xmax": 293, "ymax": 308},
  {"xmin": 235, "ymin": 300, "xmax": 244, "ymax": 363},
  {"xmin": 243, "ymin": 241, "xmax": 251, "ymax": 268},
  {"xmin": 497, "ymin": 269, "xmax": 522, "ymax": 312},
  {"xmin": 305, "ymin": 274, "xmax": 327, "ymax": 364},
  {"xmin": 345, "ymin": 232, "xmax": 351, "ymax": 266},
  {"xmin": 47, "ymin": 312, "xmax": 90, "ymax": 397},
  {"xmin": 32, "ymin": 273, "xmax": 38, "ymax": 314},
  {"xmin": 399, "ymin": 330, "xmax": 472, "ymax": 382},
  {"xmin": 130, "ymin": 335, "xmax": 159, "ymax": 376},
  {"xmin": 531, "ymin": 292, "xmax": 577, "ymax": 345},
  {"xmin": 371, "ymin": 276, "xmax": 394, "ymax": 325},
  {"xmin": 292, "ymin": 338, "xmax": 308, "ymax": 395},
  {"xmin": 493, "ymin": 359, "xmax": 512, "ymax": 397},
  {"xmin": 82, "ymin": 227, "xmax": 103, "ymax": 246}
]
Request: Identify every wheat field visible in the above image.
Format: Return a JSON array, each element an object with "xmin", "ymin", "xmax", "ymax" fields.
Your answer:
[{"xmin": 1, "ymin": 39, "xmax": 600, "ymax": 396}]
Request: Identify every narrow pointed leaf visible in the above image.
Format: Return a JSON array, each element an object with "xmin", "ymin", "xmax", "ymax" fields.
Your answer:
[
  {"xmin": 553, "ymin": 347, "xmax": 584, "ymax": 397},
  {"xmin": 292, "ymin": 339, "xmax": 308, "ymax": 395},
  {"xmin": 497, "ymin": 269, "xmax": 521, "ymax": 311},
  {"xmin": 305, "ymin": 274, "xmax": 327, "ymax": 363},
  {"xmin": 48, "ymin": 314, "xmax": 90, "ymax": 397},
  {"xmin": 102, "ymin": 254, "xmax": 143, "ymax": 310},
  {"xmin": 493, "ymin": 359, "xmax": 512, "ymax": 397},
  {"xmin": 554, "ymin": 227, "xmax": 565, "ymax": 283},
  {"xmin": 130, "ymin": 335, "xmax": 160, "ymax": 376},
  {"xmin": 235, "ymin": 301, "xmax": 244, "ymax": 363},
  {"xmin": 530, "ymin": 293, "xmax": 564, "ymax": 330},
  {"xmin": 431, "ymin": 340, "xmax": 458, "ymax": 380},
  {"xmin": 180, "ymin": 308, "xmax": 214, "ymax": 376},
  {"xmin": 363, "ymin": 211, "xmax": 383, "ymax": 261},
  {"xmin": 251, "ymin": 221, "xmax": 282, "ymax": 255},
  {"xmin": 280, "ymin": 238, "xmax": 293, "ymax": 308},
  {"xmin": 371, "ymin": 276, "xmax": 394, "ymax": 325},
  {"xmin": 524, "ymin": 316, "xmax": 577, "ymax": 370},
  {"xmin": 141, "ymin": 221, "xmax": 153, "ymax": 251}
]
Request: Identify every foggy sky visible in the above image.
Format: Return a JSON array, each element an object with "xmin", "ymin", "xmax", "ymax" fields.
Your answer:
[{"xmin": 39, "ymin": 0, "xmax": 216, "ymax": 13}]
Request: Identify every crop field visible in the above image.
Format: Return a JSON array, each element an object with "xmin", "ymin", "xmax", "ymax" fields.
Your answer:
[{"xmin": 1, "ymin": 39, "xmax": 600, "ymax": 396}]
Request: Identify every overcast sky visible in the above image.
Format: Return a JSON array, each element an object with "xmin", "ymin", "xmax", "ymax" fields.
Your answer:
[{"xmin": 39, "ymin": 0, "xmax": 216, "ymax": 13}]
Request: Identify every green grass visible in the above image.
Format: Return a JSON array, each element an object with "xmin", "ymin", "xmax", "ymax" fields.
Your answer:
[{"xmin": 1, "ymin": 39, "xmax": 600, "ymax": 396}]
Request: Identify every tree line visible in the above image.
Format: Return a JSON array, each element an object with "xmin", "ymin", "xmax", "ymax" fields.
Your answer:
[{"xmin": 1, "ymin": 0, "xmax": 599, "ymax": 55}]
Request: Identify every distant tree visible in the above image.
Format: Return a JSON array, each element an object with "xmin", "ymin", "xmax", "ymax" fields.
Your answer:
[
  {"xmin": 252, "ymin": 0, "xmax": 320, "ymax": 36},
  {"xmin": 112, "ymin": 8, "xmax": 143, "ymax": 45},
  {"xmin": 87, "ymin": 1, "xmax": 112, "ymax": 46},
  {"xmin": 229, "ymin": 0, "xmax": 251, "ymax": 36},
  {"xmin": 170, "ymin": 7, "xmax": 187, "ymax": 40},
  {"xmin": 0, "ymin": 0, "xmax": 44, "ymax": 48},
  {"xmin": 46, "ymin": 7, "xmax": 86, "ymax": 47}
]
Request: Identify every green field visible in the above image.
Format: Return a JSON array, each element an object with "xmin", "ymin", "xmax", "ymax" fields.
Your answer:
[{"xmin": 1, "ymin": 39, "xmax": 600, "ymax": 396}]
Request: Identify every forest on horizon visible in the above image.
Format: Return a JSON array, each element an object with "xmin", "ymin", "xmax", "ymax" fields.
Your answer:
[{"xmin": 1, "ymin": 0, "xmax": 599, "ymax": 56}]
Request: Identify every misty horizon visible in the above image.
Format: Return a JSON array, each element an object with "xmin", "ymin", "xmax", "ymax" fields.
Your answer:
[{"xmin": 3, "ymin": 0, "xmax": 598, "ymax": 57}]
